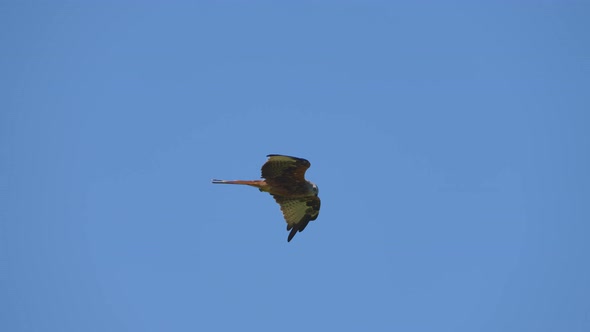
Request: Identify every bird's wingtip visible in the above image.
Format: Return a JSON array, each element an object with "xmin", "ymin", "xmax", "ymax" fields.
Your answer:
[{"xmin": 287, "ymin": 228, "xmax": 297, "ymax": 242}]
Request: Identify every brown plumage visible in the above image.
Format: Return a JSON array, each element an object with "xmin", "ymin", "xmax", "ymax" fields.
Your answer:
[{"xmin": 212, "ymin": 154, "xmax": 321, "ymax": 242}]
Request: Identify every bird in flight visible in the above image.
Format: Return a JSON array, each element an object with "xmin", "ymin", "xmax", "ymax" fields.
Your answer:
[{"xmin": 212, "ymin": 154, "xmax": 321, "ymax": 242}]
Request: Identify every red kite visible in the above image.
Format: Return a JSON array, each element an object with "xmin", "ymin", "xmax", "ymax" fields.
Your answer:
[{"xmin": 212, "ymin": 154, "xmax": 320, "ymax": 242}]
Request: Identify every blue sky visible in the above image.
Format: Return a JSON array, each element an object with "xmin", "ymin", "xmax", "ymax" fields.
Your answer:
[{"xmin": 2, "ymin": 1, "xmax": 589, "ymax": 331}]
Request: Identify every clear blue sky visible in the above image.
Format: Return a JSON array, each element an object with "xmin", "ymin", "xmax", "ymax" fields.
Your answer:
[{"xmin": 2, "ymin": 1, "xmax": 589, "ymax": 331}]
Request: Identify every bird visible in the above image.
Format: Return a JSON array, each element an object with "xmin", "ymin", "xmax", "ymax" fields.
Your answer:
[{"xmin": 212, "ymin": 154, "xmax": 320, "ymax": 242}]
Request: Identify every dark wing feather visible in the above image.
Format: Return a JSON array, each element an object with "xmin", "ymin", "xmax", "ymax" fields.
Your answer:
[
  {"xmin": 272, "ymin": 195, "xmax": 321, "ymax": 242},
  {"xmin": 261, "ymin": 155, "xmax": 310, "ymax": 192}
]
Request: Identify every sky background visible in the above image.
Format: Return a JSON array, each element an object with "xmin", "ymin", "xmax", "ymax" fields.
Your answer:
[{"xmin": 2, "ymin": 1, "xmax": 589, "ymax": 331}]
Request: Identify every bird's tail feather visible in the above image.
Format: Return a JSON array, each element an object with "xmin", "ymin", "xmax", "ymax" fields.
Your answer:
[{"xmin": 211, "ymin": 179, "xmax": 263, "ymax": 186}]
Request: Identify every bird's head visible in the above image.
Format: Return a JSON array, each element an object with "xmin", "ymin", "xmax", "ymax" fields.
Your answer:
[{"xmin": 311, "ymin": 182, "xmax": 319, "ymax": 196}]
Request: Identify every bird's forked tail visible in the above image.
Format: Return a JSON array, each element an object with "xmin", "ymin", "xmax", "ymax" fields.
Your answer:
[{"xmin": 211, "ymin": 179, "xmax": 265, "ymax": 187}]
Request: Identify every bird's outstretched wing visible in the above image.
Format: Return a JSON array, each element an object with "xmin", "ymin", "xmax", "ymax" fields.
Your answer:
[
  {"xmin": 261, "ymin": 154, "xmax": 310, "ymax": 193},
  {"xmin": 272, "ymin": 195, "xmax": 321, "ymax": 242}
]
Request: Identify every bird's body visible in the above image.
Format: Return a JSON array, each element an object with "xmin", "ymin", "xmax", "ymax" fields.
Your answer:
[
  {"xmin": 211, "ymin": 179, "xmax": 315, "ymax": 198},
  {"xmin": 212, "ymin": 154, "xmax": 321, "ymax": 242}
]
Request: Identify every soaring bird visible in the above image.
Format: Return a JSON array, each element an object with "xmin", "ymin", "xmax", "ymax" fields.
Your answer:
[{"xmin": 212, "ymin": 154, "xmax": 320, "ymax": 242}]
